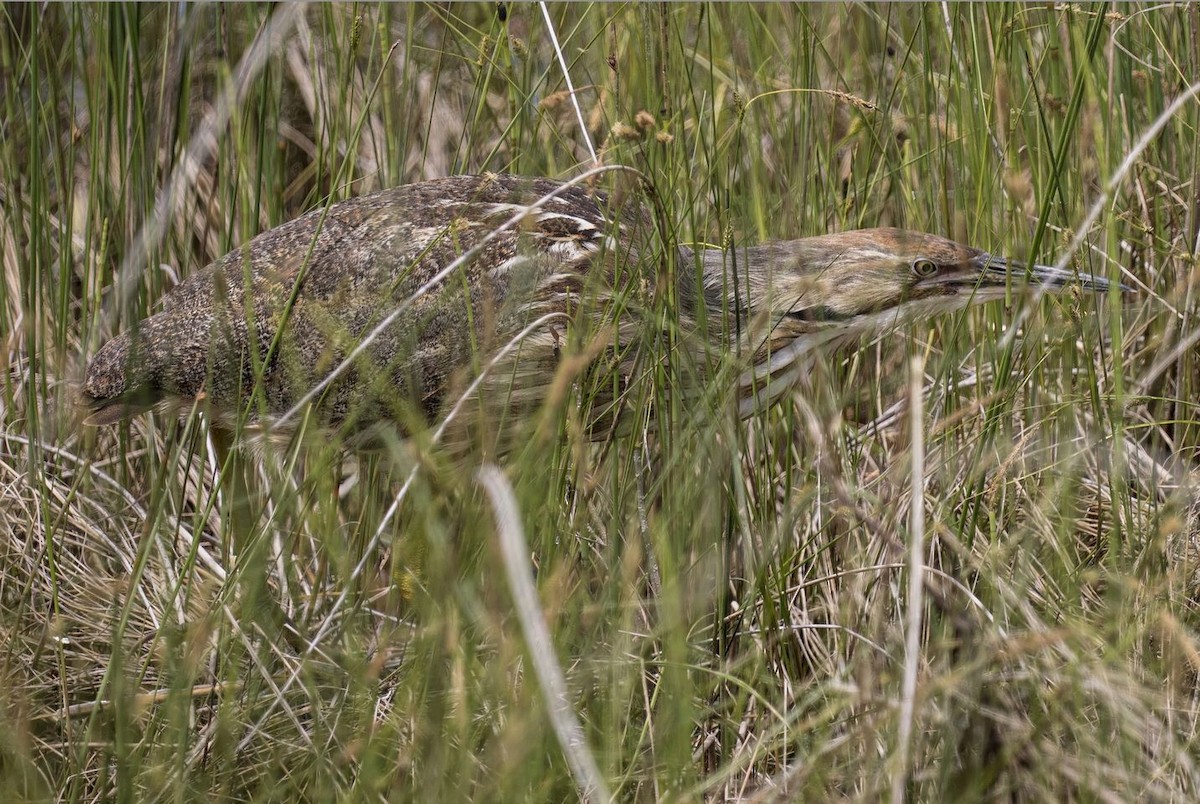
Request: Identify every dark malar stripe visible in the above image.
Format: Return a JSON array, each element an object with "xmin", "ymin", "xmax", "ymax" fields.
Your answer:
[{"xmin": 784, "ymin": 306, "xmax": 854, "ymax": 323}]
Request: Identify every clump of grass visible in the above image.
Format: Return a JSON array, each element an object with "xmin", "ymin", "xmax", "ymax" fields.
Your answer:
[{"xmin": 2, "ymin": 3, "xmax": 1199, "ymax": 800}]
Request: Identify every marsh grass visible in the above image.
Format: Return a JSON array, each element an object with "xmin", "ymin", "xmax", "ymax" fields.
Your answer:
[{"xmin": 2, "ymin": 3, "xmax": 1199, "ymax": 801}]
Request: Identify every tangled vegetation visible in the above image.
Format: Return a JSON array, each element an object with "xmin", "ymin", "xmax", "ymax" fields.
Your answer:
[{"xmin": 2, "ymin": 3, "xmax": 1199, "ymax": 801}]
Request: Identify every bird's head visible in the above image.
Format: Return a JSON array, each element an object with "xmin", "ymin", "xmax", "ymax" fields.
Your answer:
[
  {"xmin": 79, "ymin": 328, "xmax": 162, "ymax": 425},
  {"xmin": 79, "ymin": 312, "xmax": 204, "ymax": 426},
  {"xmin": 693, "ymin": 227, "xmax": 1130, "ymax": 417},
  {"xmin": 742, "ymin": 227, "xmax": 1123, "ymax": 331}
]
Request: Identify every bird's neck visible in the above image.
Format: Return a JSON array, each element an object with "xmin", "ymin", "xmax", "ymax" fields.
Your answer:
[
  {"xmin": 676, "ymin": 242, "xmax": 844, "ymax": 416},
  {"xmin": 679, "ymin": 243, "xmax": 800, "ymax": 321}
]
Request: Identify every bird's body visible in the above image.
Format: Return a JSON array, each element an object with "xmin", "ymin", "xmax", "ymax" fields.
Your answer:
[
  {"xmin": 83, "ymin": 175, "xmax": 654, "ymax": 433},
  {"xmin": 81, "ymin": 173, "xmax": 1120, "ymax": 437}
]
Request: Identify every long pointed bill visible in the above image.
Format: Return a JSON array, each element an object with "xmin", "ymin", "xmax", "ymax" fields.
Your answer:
[{"xmin": 970, "ymin": 253, "xmax": 1133, "ymax": 293}]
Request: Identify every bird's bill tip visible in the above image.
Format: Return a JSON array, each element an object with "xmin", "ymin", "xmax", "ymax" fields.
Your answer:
[
  {"xmin": 974, "ymin": 253, "xmax": 1134, "ymax": 294},
  {"xmin": 76, "ymin": 388, "xmax": 157, "ymax": 426}
]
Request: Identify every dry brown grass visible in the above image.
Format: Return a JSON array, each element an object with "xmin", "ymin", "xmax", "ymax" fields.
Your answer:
[{"xmin": 3, "ymin": 3, "xmax": 1200, "ymax": 801}]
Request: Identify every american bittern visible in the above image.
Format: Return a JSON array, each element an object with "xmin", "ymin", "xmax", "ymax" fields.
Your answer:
[{"xmin": 81, "ymin": 174, "xmax": 1122, "ymax": 438}]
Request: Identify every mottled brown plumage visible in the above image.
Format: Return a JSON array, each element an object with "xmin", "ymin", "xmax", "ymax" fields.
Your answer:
[
  {"xmin": 82, "ymin": 174, "xmax": 652, "ymax": 433},
  {"xmin": 81, "ymin": 173, "xmax": 1123, "ymax": 437}
]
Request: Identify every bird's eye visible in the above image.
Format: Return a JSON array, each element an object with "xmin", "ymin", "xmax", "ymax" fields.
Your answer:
[{"xmin": 911, "ymin": 258, "xmax": 938, "ymax": 279}]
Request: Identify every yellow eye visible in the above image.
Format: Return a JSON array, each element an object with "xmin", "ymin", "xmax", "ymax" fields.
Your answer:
[{"xmin": 912, "ymin": 258, "xmax": 938, "ymax": 278}]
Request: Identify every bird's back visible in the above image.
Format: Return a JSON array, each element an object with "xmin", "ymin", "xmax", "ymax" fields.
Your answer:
[{"xmin": 82, "ymin": 174, "xmax": 654, "ymax": 434}]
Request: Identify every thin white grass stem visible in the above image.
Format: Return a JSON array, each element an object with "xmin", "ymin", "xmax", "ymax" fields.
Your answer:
[
  {"xmin": 539, "ymin": 2, "xmax": 597, "ymax": 165},
  {"xmin": 893, "ymin": 355, "xmax": 926, "ymax": 804},
  {"xmin": 478, "ymin": 465, "xmax": 610, "ymax": 804},
  {"xmin": 634, "ymin": 443, "xmax": 662, "ymax": 599}
]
